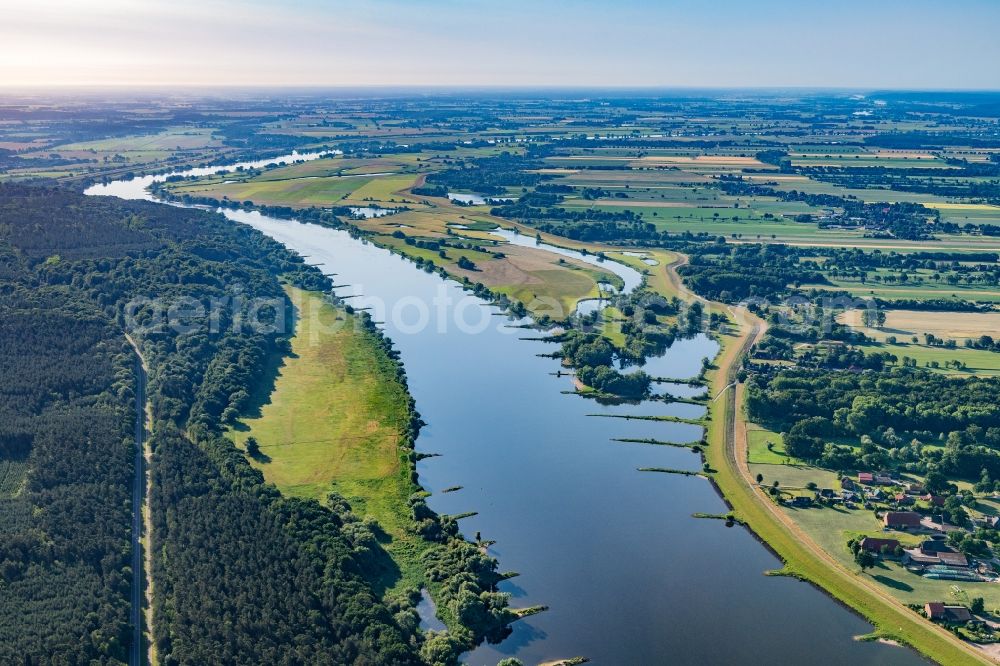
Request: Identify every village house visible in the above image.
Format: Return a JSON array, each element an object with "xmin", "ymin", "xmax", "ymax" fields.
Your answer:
[
  {"xmin": 859, "ymin": 536, "xmax": 901, "ymax": 558},
  {"xmin": 858, "ymin": 472, "xmax": 874, "ymax": 485},
  {"xmin": 867, "ymin": 488, "xmax": 886, "ymax": 501},
  {"xmin": 922, "ymin": 494, "xmax": 946, "ymax": 507},
  {"xmin": 893, "ymin": 493, "xmax": 915, "ymax": 506},
  {"xmin": 884, "ymin": 511, "xmax": 922, "ymax": 530},
  {"xmin": 974, "ymin": 515, "xmax": 1000, "ymax": 529},
  {"xmin": 925, "ymin": 602, "xmax": 973, "ymax": 624},
  {"xmin": 903, "ymin": 538, "xmax": 970, "ymax": 569}
]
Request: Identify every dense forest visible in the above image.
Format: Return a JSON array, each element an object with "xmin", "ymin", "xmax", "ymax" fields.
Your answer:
[
  {"xmin": 0, "ymin": 287, "xmax": 134, "ymax": 663},
  {"xmin": 746, "ymin": 367, "xmax": 1000, "ymax": 479},
  {"xmin": 0, "ymin": 184, "xmax": 509, "ymax": 665}
]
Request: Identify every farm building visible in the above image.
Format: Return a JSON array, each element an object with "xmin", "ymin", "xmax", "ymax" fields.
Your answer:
[
  {"xmin": 883, "ymin": 511, "xmax": 922, "ymax": 530},
  {"xmin": 925, "ymin": 603, "xmax": 973, "ymax": 623},
  {"xmin": 859, "ymin": 537, "xmax": 901, "ymax": 558},
  {"xmin": 903, "ymin": 537, "xmax": 969, "ymax": 569}
]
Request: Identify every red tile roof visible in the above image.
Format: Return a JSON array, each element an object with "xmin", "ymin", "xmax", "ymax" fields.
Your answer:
[
  {"xmin": 860, "ymin": 537, "xmax": 901, "ymax": 553},
  {"xmin": 884, "ymin": 511, "xmax": 922, "ymax": 528}
]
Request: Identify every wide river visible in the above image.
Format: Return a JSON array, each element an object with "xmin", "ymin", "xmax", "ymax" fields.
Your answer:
[{"xmin": 88, "ymin": 155, "xmax": 923, "ymax": 665}]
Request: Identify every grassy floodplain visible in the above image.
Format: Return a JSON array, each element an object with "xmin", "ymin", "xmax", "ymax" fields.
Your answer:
[
  {"xmin": 162, "ymin": 161, "xmax": 625, "ymax": 319},
  {"xmin": 230, "ymin": 286, "xmax": 427, "ymax": 591}
]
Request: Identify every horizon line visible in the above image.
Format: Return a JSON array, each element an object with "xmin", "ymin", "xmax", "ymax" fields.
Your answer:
[{"xmin": 2, "ymin": 83, "xmax": 1000, "ymax": 93}]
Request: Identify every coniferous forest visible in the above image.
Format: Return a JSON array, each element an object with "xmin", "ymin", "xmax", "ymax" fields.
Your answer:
[{"xmin": 0, "ymin": 184, "xmax": 423, "ymax": 664}]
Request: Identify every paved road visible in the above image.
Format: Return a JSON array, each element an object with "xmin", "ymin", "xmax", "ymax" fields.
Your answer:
[{"xmin": 129, "ymin": 353, "xmax": 147, "ymax": 666}]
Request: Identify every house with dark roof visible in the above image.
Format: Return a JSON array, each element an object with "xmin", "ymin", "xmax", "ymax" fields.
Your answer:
[
  {"xmin": 903, "ymin": 538, "xmax": 970, "ymax": 569},
  {"xmin": 859, "ymin": 537, "xmax": 901, "ymax": 558},
  {"xmin": 884, "ymin": 511, "xmax": 922, "ymax": 530},
  {"xmin": 905, "ymin": 549, "xmax": 969, "ymax": 569},
  {"xmin": 920, "ymin": 536, "xmax": 951, "ymax": 553},
  {"xmin": 926, "ymin": 602, "xmax": 973, "ymax": 623},
  {"xmin": 867, "ymin": 488, "xmax": 886, "ymax": 501}
]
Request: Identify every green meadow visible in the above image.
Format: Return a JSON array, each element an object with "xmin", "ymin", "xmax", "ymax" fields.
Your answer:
[{"xmin": 230, "ymin": 287, "xmax": 427, "ymax": 591}]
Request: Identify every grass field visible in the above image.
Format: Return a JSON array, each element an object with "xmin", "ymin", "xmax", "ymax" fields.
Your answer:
[
  {"xmin": 808, "ymin": 280, "xmax": 1000, "ymax": 303},
  {"xmin": 169, "ymin": 174, "xmax": 375, "ymax": 206},
  {"xmin": 229, "ymin": 287, "xmax": 426, "ymax": 592},
  {"xmin": 376, "ymin": 229, "xmax": 614, "ymax": 318},
  {"xmin": 839, "ymin": 309, "xmax": 1000, "ymax": 343},
  {"xmin": 746, "ymin": 425, "xmax": 787, "ymax": 465},
  {"xmin": 49, "ymin": 127, "xmax": 222, "ymax": 153},
  {"xmin": 606, "ymin": 249, "xmax": 681, "ymax": 299},
  {"xmin": 858, "ymin": 342, "xmax": 1000, "ymax": 376},
  {"xmin": 748, "ymin": 462, "xmax": 840, "ymax": 491},
  {"xmin": 165, "ymin": 157, "xmax": 621, "ymax": 318},
  {"xmin": 344, "ymin": 173, "xmax": 421, "ymax": 204}
]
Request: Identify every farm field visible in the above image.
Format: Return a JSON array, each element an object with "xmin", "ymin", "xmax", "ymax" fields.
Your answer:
[
  {"xmin": 924, "ymin": 203, "xmax": 1000, "ymax": 226},
  {"xmin": 790, "ymin": 155, "xmax": 954, "ymax": 168},
  {"xmin": 385, "ymin": 231, "xmax": 616, "ymax": 318},
  {"xmin": 250, "ymin": 155, "xmax": 416, "ymax": 180},
  {"xmin": 838, "ymin": 309, "xmax": 1000, "ymax": 343},
  {"xmin": 46, "ymin": 127, "xmax": 222, "ymax": 153},
  {"xmin": 806, "ymin": 280, "xmax": 1000, "ymax": 303},
  {"xmin": 168, "ymin": 173, "xmax": 377, "ymax": 206}
]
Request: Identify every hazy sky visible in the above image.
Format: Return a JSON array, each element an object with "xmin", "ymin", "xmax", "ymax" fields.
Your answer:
[{"xmin": 1, "ymin": 0, "xmax": 998, "ymax": 89}]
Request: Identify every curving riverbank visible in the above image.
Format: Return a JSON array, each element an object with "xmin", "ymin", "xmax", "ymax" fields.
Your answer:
[{"xmin": 88, "ymin": 153, "xmax": 926, "ymax": 665}]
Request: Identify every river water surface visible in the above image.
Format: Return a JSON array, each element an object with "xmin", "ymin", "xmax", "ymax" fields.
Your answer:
[{"xmin": 87, "ymin": 156, "xmax": 924, "ymax": 665}]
